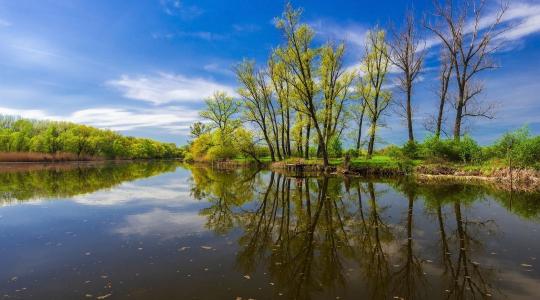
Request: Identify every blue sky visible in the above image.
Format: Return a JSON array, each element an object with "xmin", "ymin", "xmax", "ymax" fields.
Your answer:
[{"xmin": 0, "ymin": 0, "xmax": 539, "ymax": 146}]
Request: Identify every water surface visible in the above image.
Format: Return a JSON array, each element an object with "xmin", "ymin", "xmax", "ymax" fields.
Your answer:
[{"xmin": 0, "ymin": 162, "xmax": 539, "ymax": 299}]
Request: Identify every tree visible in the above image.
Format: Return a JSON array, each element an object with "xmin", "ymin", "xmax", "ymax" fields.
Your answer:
[
  {"xmin": 199, "ymin": 91, "xmax": 240, "ymax": 144},
  {"xmin": 426, "ymin": 0, "xmax": 507, "ymax": 141},
  {"xmin": 236, "ymin": 60, "xmax": 280, "ymax": 161},
  {"xmin": 388, "ymin": 11, "xmax": 425, "ymax": 143},
  {"xmin": 274, "ymin": 4, "xmax": 331, "ymax": 166},
  {"xmin": 268, "ymin": 54, "xmax": 293, "ymax": 158},
  {"xmin": 318, "ymin": 42, "xmax": 354, "ymax": 157},
  {"xmin": 358, "ymin": 29, "xmax": 392, "ymax": 158}
]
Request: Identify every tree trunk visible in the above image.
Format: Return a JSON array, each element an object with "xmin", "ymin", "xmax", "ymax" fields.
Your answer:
[
  {"xmin": 286, "ymin": 106, "xmax": 291, "ymax": 156},
  {"xmin": 435, "ymin": 96, "xmax": 445, "ymax": 139},
  {"xmin": 406, "ymin": 85, "xmax": 414, "ymax": 142},
  {"xmin": 367, "ymin": 122, "xmax": 376, "ymax": 158},
  {"xmin": 264, "ymin": 133, "xmax": 276, "ymax": 162},
  {"xmin": 453, "ymin": 91, "xmax": 464, "ymax": 141},
  {"xmin": 356, "ymin": 106, "xmax": 365, "ymax": 151},
  {"xmin": 304, "ymin": 121, "xmax": 311, "ymax": 160}
]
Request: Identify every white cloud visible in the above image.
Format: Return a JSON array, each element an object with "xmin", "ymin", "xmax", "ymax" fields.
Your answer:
[
  {"xmin": 0, "ymin": 105, "xmax": 201, "ymax": 133},
  {"xmin": 424, "ymin": 1, "xmax": 540, "ymax": 51},
  {"xmin": 499, "ymin": 5, "xmax": 540, "ymax": 41},
  {"xmin": 108, "ymin": 72, "xmax": 236, "ymax": 105}
]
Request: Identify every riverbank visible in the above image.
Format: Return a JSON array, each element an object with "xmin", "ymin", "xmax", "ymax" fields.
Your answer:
[{"xmin": 267, "ymin": 158, "xmax": 540, "ymax": 192}]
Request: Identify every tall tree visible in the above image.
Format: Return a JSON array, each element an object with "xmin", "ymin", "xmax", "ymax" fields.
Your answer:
[
  {"xmin": 235, "ymin": 60, "xmax": 280, "ymax": 161},
  {"xmin": 358, "ymin": 30, "xmax": 392, "ymax": 158},
  {"xmin": 388, "ymin": 11, "xmax": 425, "ymax": 143},
  {"xmin": 426, "ymin": 0, "xmax": 507, "ymax": 141},
  {"xmin": 274, "ymin": 4, "xmax": 330, "ymax": 166},
  {"xmin": 318, "ymin": 42, "xmax": 355, "ymax": 156},
  {"xmin": 268, "ymin": 54, "xmax": 293, "ymax": 158}
]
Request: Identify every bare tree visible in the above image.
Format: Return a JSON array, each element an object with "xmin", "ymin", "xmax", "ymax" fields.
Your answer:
[
  {"xmin": 426, "ymin": 0, "xmax": 507, "ymax": 141},
  {"xmin": 388, "ymin": 11, "xmax": 425, "ymax": 143}
]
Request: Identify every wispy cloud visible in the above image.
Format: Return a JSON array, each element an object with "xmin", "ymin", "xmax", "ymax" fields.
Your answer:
[
  {"xmin": 152, "ymin": 31, "xmax": 228, "ymax": 41},
  {"xmin": 232, "ymin": 23, "xmax": 261, "ymax": 33},
  {"xmin": 424, "ymin": 1, "xmax": 540, "ymax": 51},
  {"xmin": 160, "ymin": 0, "xmax": 203, "ymax": 20},
  {"xmin": 310, "ymin": 19, "xmax": 368, "ymax": 51},
  {"xmin": 497, "ymin": 2, "xmax": 540, "ymax": 42},
  {"xmin": 108, "ymin": 72, "xmax": 236, "ymax": 105},
  {"xmin": 203, "ymin": 63, "xmax": 235, "ymax": 77}
]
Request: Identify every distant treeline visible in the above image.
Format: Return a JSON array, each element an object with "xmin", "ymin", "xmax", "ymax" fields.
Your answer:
[
  {"xmin": 0, "ymin": 115, "xmax": 184, "ymax": 160},
  {"xmin": 0, "ymin": 161, "xmax": 179, "ymax": 203}
]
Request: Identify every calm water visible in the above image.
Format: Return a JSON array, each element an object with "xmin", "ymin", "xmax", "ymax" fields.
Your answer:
[{"xmin": 0, "ymin": 162, "xmax": 539, "ymax": 300}]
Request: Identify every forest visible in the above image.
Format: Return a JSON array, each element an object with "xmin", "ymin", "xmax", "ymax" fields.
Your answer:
[
  {"xmin": 185, "ymin": 2, "xmax": 540, "ymax": 171},
  {"xmin": 0, "ymin": 115, "xmax": 183, "ymax": 161}
]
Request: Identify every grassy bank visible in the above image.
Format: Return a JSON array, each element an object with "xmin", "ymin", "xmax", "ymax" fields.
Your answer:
[{"xmin": 263, "ymin": 156, "xmax": 540, "ymax": 191}]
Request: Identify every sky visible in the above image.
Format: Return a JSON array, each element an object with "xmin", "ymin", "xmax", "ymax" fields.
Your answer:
[{"xmin": 0, "ymin": 0, "xmax": 539, "ymax": 146}]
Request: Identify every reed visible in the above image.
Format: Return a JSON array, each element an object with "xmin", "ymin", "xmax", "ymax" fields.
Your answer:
[{"xmin": 0, "ymin": 152, "xmax": 102, "ymax": 162}]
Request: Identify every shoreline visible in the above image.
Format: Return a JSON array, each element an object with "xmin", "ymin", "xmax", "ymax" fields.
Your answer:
[
  {"xmin": 0, "ymin": 158, "xmax": 538, "ymax": 192},
  {"xmin": 267, "ymin": 161, "xmax": 540, "ymax": 192}
]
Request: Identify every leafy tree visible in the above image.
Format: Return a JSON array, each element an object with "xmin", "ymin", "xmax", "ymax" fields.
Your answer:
[{"xmin": 358, "ymin": 29, "xmax": 392, "ymax": 158}]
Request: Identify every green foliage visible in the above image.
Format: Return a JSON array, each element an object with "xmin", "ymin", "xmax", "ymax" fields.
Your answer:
[
  {"xmin": 328, "ymin": 136, "xmax": 343, "ymax": 158},
  {"xmin": 401, "ymin": 141, "xmax": 420, "ymax": 159},
  {"xmin": 456, "ymin": 135, "xmax": 482, "ymax": 163},
  {"xmin": 0, "ymin": 115, "xmax": 183, "ymax": 160},
  {"xmin": 188, "ymin": 127, "xmax": 256, "ymax": 162},
  {"xmin": 492, "ymin": 126, "xmax": 540, "ymax": 169},
  {"xmin": 421, "ymin": 135, "xmax": 460, "ymax": 162}
]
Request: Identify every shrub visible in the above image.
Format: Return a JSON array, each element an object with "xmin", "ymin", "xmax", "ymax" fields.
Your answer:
[
  {"xmin": 401, "ymin": 141, "xmax": 421, "ymax": 159},
  {"xmin": 456, "ymin": 135, "xmax": 482, "ymax": 163},
  {"xmin": 421, "ymin": 135, "xmax": 458, "ymax": 161},
  {"xmin": 328, "ymin": 136, "xmax": 343, "ymax": 158},
  {"xmin": 493, "ymin": 127, "xmax": 540, "ymax": 168}
]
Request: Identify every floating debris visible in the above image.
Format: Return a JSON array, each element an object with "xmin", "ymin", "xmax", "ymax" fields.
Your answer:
[
  {"xmin": 178, "ymin": 247, "xmax": 190, "ymax": 251},
  {"xmin": 96, "ymin": 294, "xmax": 112, "ymax": 299},
  {"xmin": 200, "ymin": 246, "xmax": 213, "ymax": 250},
  {"xmin": 520, "ymin": 263, "xmax": 533, "ymax": 268},
  {"xmin": 243, "ymin": 275, "xmax": 251, "ymax": 280}
]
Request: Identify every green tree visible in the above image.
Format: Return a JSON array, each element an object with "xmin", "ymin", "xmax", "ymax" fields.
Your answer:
[{"xmin": 358, "ymin": 29, "xmax": 392, "ymax": 158}]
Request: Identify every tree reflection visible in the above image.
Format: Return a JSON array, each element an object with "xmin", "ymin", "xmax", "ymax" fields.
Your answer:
[
  {"xmin": 421, "ymin": 184, "xmax": 498, "ymax": 299},
  {"xmin": 188, "ymin": 169, "xmax": 540, "ymax": 299}
]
